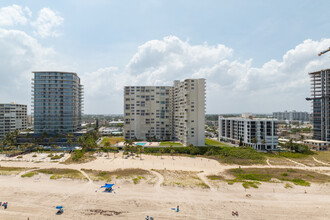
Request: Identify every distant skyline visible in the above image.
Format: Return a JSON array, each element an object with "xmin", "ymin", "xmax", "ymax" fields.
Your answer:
[{"xmin": 0, "ymin": 0, "xmax": 330, "ymax": 114}]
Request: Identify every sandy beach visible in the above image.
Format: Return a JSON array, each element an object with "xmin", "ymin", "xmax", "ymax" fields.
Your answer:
[{"xmin": 0, "ymin": 153, "xmax": 330, "ymax": 219}]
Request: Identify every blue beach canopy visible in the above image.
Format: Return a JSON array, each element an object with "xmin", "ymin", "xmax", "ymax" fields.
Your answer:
[
  {"xmin": 56, "ymin": 206, "xmax": 63, "ymax": 209},
  {"xmin": 101, "ymin": 184, "xmax": 114, "ymax": 188}
]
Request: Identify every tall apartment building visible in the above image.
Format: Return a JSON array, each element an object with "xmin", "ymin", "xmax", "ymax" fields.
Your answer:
[
  {"xmin": 173, "ymin": 79, "xmax": 206, "ymax": 146},
  {"xmin": 0, "ymin": 103, "xmax": 27, "ymax": 140},
  {"xmin": 124, "ymin": 79, "xmax": 205, "ymax": 146},
  {"xmin": 308, "ymin": 69, "xmax": 330, "ymax": 141},
  {"xmin": 32, "ymin": 71, "xmax": 83, "ymax": 134},
  {"xmin": 218, "ymin": 117, "xmax": 278, "ymax": 151},
  {"xmin": 273, "ymin": 110, "xmax": 310, "ymax": 121}
]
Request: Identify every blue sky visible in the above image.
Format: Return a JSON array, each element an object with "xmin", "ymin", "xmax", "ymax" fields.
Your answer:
[{"xmin": 0, "ymin": 0, "xmax": 330, "ymax": 114}]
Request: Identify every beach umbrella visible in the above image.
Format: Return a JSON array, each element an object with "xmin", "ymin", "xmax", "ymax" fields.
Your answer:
[{"xmin": 56, "ymin": 206, "xmax": 63, "ymax": 209}]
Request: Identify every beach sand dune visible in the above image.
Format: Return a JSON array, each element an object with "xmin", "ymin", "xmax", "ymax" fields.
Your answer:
[{"xmin": 0, "ymin": 154, "xmax": 329, "ymax": 219}]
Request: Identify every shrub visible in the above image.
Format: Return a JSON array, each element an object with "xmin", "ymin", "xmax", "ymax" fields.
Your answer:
[
  {"xmin": 72, "ymin": 149, "xmax": 85, "ymax": 161},
  {"xmin": 21, "ymin": 172, "xmax": 36, "ymax": 178},
  {"xmin": 51, "ymin": 155, "xmax": 62, "ymax": 160},
  {"xmin": 291, "ymin": 178, "xmax": 310, "ymax": 186},
  {"xmin": 242, "ymin": 181, "xmax": 260, "ymax": 189},
  {"xmin": 284, "ymin": 183, "xmax": 293, "ymax": 189}
]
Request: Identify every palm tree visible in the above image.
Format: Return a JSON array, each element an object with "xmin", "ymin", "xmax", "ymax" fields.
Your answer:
[
  {"xmin": 77, "ymin": 136, "xmax": 85, "ymax": 148},
  {"xmin": 123, "ymin": 139, "xmax": 134, "ymax": 158},
  {"xmin": 300, "ymin": 134, "xmax": 305, "ymax": 141},
  {"xmin": 0, "ymin": 140, "xmax": 3, "ymax": 152},
  {"xmin": 112, "ymin": 147, "xmax": 118, "ymax": 158},
  {"xmin": 67, "ymin": 138, "xmax": 73, "ymax": 148},
  {"xmin": 104, "ymin": 141, "xmax": 111, "ymax": 158},
  {"xmin": 239, "ymin": 137, "xmax": 243, "ymax": 147},
  {"xmin": 160, "ymin": 148, "xmax": 164, "ymax": 159},
  {"xmin": 170, "ymin": 148, "xmax": 175, "ymax": 160},
  {"xmin": 138, "ymin": 146, "xmax": 143, "ymax": 160},
  {"xmin": 252, "ymin": 137, "xmax": 258, "ymax": 150}
]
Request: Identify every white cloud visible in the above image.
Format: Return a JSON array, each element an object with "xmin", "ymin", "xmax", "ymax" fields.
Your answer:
[
  {"xmin": 82, "ymin": 36, "xmax": 330, "ymax": 114},
  {"xmin": 0, "ymin": 5, "xmax": 30, "ymax": 26},
  {"xmin": 31, "ymin": 8, "xmax": 63, "ymax": 38},
  {"xmin": 0, "ymin": 27, "xmax": 59, "ymax": 111}
]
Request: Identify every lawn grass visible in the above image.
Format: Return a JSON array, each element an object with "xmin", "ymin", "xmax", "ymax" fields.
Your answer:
[
  {"xmin": 35, "ymin": 168, "xmax": 87, "ymax": 180},
  {"xmin": 205, "ymin": 138, "xmax": 232, "ymax": 147},
  {"xmin": 159, "ymin": 142, "xmax": 183, "ymax": 146},
  {"xmin": 0, "ymin": 166, "xmax": 27, "ymax": 175},
  {"xmin": 154, "ymin": 169, "xmax": 209, "ymax": 189},
  {"xmin": 82, "ymin": 168, "xmax": 153, "ymax": 184},
  {"xmin": 101, "ymin": 137, "xmax": 124, "ymax": 146}
]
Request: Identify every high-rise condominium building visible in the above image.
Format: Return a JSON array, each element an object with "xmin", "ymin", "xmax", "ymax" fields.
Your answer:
[
  {"xmin": 308, "ymin": 69, "xmax": 330, "ymax": 141},
  {"xmin": 273, "ymin": 110, "xmax": 310, "ymax": 121},
  {"xmin": 124, "ymin": 79, "xmax": 205, "ymax": 146},
  {"xmin": 0, "ymin": 103, "xmax": 27, "ymax": 140},
  {"xmin": 32, "ymin": 71, "xmax": 83, "ymax": 134},
  {"xmin": 218, "ymin": 117, "xmax": 278, "ymax": 151},
  {"xmin": 173, "ymin": 79, "xmax": 206, "ymax": 146}
]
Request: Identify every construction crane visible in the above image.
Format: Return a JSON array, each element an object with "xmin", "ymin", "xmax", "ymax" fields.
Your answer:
[{"xmin": 318, "ymin": 47, "xmax": 330, "ymax": 56}]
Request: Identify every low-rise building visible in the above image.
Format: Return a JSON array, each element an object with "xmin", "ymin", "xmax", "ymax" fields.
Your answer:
[
  {"xmin": 99, "ymin": 127, "xmax": 123, "ymax": 135},
  {"xmin": 218, "ymin": 116, "xmax": 278, "ymax": 151},
  {"xmin": 303, "ymin": 139, "xmax": 329, "ymax": 151}
]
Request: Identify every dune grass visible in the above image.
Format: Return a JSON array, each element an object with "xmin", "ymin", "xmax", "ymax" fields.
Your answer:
[
  {"xmin": 207, "ymin": 168, "xmax": 330, "ymax": 189},
  {"xmin": 82, "ymin": 168, "xmax": 152, "ymax": 184},
  {"xmin": 21, "ymin": 172, "xmax": 37, "ymax": 178},
  {"xmin": 226, "ymin": 168, "xmax": 330, "ymax": 187},
  {"xmin": 0, "ymin": 166, "xmax": 27, "ymax": 175},
  {"xmin": 154, "ymin": 169, "xmax": 209, "ymax": 189},
  {"xmin": 313, "ymin": 151, "xmax": 330, "ymax": 164},
  {"xmin": 266, "ymin": 157, "xmax": 298, "ymax": 166},
  {"xmin": 207, "ymin": 175, "xmax": 224, "ymax": 181},
  {"xmin": 62, "ymin": 151, "xmax": 96, "ymax": 164},
  {"xmin": 33, "ymin": 168, "xmax": 87, "ymax": 180}
]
